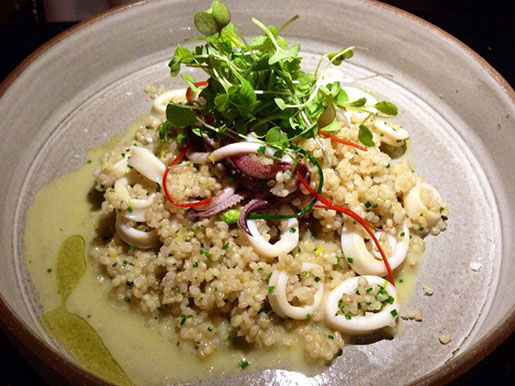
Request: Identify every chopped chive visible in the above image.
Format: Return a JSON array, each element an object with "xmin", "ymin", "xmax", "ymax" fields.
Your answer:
[
  {"xmin": 129, "ymin": 245, "xmax": 136, "ymax": 251},
  {"xmin": 127, "ymin": 206, "xmax": 133, "ymax": 213},
  {"xmin": 400, "ymin": 232, "xmax": 405, "ymax": 237},
  {"xmin": 268, "ymin": 286, "xmax": 275, "ymax": 294},
  {"xmin": 386, "ymin": 296, "xmax": 395, "ymax": 304},
  {"xmin": 328, "ymin": 335, "xmax": 334, "ymax": 340},
  {"xmin": 347, "ymin": 257, "xmax": 354, "ymax": 263},
  {"xmin": 112, "ymin": 262, "xmax": 118, "ymax": 267},
  {"xmin": 386, "ymin": 163, "xmax": 390, "ymax": 168},
  {"xmin": 124, "ymin": 297, "xmax": 131, "ymax": 303},
  {"xmin": 193, "ymin": 262, "xmax": 198, "ymax": 268},
  {"xmin": 306, "ymin": 313, "xmax": 311, "ymax": 319},
  {"xmin": 46, "ymin": 268, "xmax": 52, "ymax": 273},
  {"xmin": 239, "ymin": 359, "xmax": 249, "ymax": 369},
  {"xmin": 207, "ymin": 326, "xmax": 213, "ymax": 332},
  {"xmin": 222, "ymin": 242, "xmax": 230, "ymax": 250},
  {"xmin": 126, "ymin": 281, "xmax": 134, "ymax": 287},
  {"xmin": 180, "ymin": 314, "xmax": 193, "ymax": 326},
  {"xmin": 314, "ymin": 277, "xmax": 321, "ymax": 283},
  {"xmin": 289, "ymin": 227, "xmax": 297, "ymax": 233},
  {"xmin": 364, "ymin": 201, "xmax": 371, "ymax": 208},
  {"xmin": 390, "ymin": 309, "xmax": 398, "ymax": 317}
]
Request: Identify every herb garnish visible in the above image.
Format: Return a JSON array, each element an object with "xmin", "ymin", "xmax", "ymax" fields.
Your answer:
[{"xmin": 165, "ymin": 1, "xmax": 366, "ymax": 154}]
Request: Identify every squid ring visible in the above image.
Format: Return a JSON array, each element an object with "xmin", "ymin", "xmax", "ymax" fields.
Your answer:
[
  {"xmin": 404, "ymin": 182, "xmax": 442, "ymax": 227},
  {"xmin": 115, "ymin": 214, "xmax": 160, "ymax": 249},
  {"xmin": 324, "ymin": 275, "xmax": 400, "ymax": 334},
  {"xmin": 151, "ymin": 89, "xmax": 187, "ymax": 117},
  {"xmin": 341, "ymin": 221, "xmax": 409, "ymax": 277},
  {"xmin": 246, "ymin": 217, "xmax": 299, "ymax": 258},
  {"xmin": 268, "ymin": 262, "xmax": 324, "ymax": 320},
  {"xmin": 128, "ymin": 146, "xmax": 166, "ymax": 185}
]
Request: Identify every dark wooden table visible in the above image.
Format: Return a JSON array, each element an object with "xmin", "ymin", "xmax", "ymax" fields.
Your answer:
[{"xmin": 1, "ymin": 1, "xmax": 513, "ymax": 385}]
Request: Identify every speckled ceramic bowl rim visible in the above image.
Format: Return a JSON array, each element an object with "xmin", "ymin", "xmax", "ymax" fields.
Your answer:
[{"xmin": 0, "ymin": 1, "xmax": 513, "ymax": 385}]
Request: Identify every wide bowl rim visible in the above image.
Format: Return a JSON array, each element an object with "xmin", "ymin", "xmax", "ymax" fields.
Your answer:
[{"xmin": 0, "ymin": 0, "xmax": 513, "ymax": 385}]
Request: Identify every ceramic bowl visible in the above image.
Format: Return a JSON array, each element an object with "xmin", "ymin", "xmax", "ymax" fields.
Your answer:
[{"xmin": 0, "ymin": 0, "xmax": 514, "ymax": 384}]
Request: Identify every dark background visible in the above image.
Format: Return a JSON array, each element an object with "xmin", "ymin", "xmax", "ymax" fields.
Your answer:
[{"xmin": 0, "ymin": 0, "xmax": 513, "ymax": 385}]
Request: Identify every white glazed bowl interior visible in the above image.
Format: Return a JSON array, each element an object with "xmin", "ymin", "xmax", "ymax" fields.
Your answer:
[{"xmin": 0, "ymin": 0, "xmax": 513, "ymax": 385}]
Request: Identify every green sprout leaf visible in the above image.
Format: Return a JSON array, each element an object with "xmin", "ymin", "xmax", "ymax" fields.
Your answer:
[
  {"xmin": 327, "ymin": 47, "xmax": 354, "ymax": 66},
  {"xmin": 335, "ymin": 89, "xmax": 348, "ymax": 105},
  {"xmin": 375, "ymin": 101, "xmax": 398, "ymax": 116},
  {"xmin": 319, "ymin": 118, "xmax": 341, "ymax": 132},
  {"xmin": 214, "ymin": 93, "xmax": 230, "ymax": 112},
  {"xmin": 358, "ymin": 124, "xmax": 375, "ymax": 147},
  {"xmin": 194, "ymin": 11, "xmax": 219, "ymax": 36},
  {"xmin": 168, "ymin": 44, "xmax": 192, "ymax": 76},
  {"xmin": 211, "ymin": 1, "xmax": 231, "ymax": 27},
  {"xmin": 166, "ymin": 104, "xmax": 197, "ymax": 128},
  {"xmin": 347, "ymin": 97, "xmax": 367, "ymax": 108}
]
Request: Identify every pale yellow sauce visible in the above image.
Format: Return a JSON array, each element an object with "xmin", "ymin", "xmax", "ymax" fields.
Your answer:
[{"xmin": 24, "ymin": 115, "xmax": 421, "ymax": 385}]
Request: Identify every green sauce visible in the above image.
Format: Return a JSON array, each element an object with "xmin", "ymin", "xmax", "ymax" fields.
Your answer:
[
  {"xmin": 40, "ymin": 307, "xmax": 132, "ymax": 386},
  {"xmin": 56, "ymin": 236, "xmax": 86, "ymax": 306}
]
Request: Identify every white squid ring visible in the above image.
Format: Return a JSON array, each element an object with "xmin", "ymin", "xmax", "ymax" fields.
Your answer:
[
  {"xmin": 151, "ymin": 89, "xmax": 187, "ymax": 117},
  {"xmin": 341, "ymin": 221, "xmax": 409, "ymax": 277},
  {"xmin": 128, "ymin": 146, "xmax": 166, "ymax": 185},
  {"xmin": 268, "ymin": 262, "xmax": 325, "ymax": 320},
  {"xmin": 324, "ymin": 275, "xmax": 400, "ymax": 334},
  {"xmin": 404, "ymin": 182, "xmax": 442, "ymax": 227},
  {"xmin": 114, "ymin": 177, "xmax": 156, "ymax": 222},
  {"xmin": 115, "ymin": 214, "xmax": 160, "ymax": 249},
  {"xmin": 373, "ymin": 120, "xmax": 409, "ymax": 147},
  {"xmin": 246, "ymin": 217, "xmax": 299, "ymax": 259}
]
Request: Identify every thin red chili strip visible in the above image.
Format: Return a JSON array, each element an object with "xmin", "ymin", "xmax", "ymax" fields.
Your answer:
[
  {"xmin": 162, "ymin": 144, "xmax": 213, "ymax": 208},
  {"xmin": 298, "ymin": 170, "xmax": 395, "ymax": 285},
  {"xmin": 186, "ymin": 80, "xmax": 208, "ymax": 102},
  {"xmin": 318, "ymin": 129, "xmax": 368, "ymax": 152}
]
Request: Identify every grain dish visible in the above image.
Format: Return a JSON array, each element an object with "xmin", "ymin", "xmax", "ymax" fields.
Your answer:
[{"xmin": 88, "ymin": 1, "xmax": 448, "ymax": 364}]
